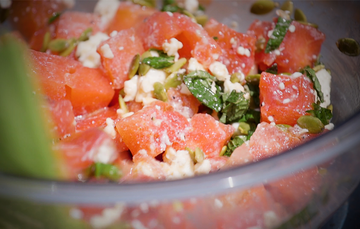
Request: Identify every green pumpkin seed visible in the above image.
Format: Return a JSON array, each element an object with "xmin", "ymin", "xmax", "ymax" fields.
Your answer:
[
  {"xmin": 118, "ymin": 94, "xmax": 129, "ymax": 113},
  {"xmin": 194, "ymin": 147, "xmax": 204, "ymax": 163},
  {"xmin": 78, "ymin": 27, "xmax": 93, "ymax": 42},
  {"xmin": 230, "ymin": 72, "xmax": 243, "ymax": 83},
  {"xmin": 219, "ymin": 146, "xmax": 227, "ymax": 156},
  {"xmin": 312, "ymin": 64, "xmax": 325, "ymax": 72},
  {"xmin": 163, "ymin": 58, "xmax": 187, "ymax": 74},
  {"xmin": 294, "ymin": 8, "xmax": 307, "ymax": 22},
  {"xmin": 182, "ymin": 10, "xmax": 196, "ymax": 21},
  {"xmin": 164, "ymin": 72, "xmax": 183, "ymax": 89},
  {"xmin": 132, "ymin": 0, "xmax": 155, "ymax": 7},
  {"xmin": 276, "ymin": 124, "xmax": 291, "ymax": 132},
  {"xmin": 153, "ymin": 82, "xmax": 168, "ymax": 102},
  {"xmin": 138, "ymin": 63, "xmax": 151, "ymax": 76},
  {"xmin": 40, "ymin": 31, "xmax": 51, "ymax": 52},
  {"xmin": 255, "ymin": 37, "xmax": 266, "ymax": 52},
  {"xmin": 59, "ymin": 39, "xmax": 76, "ymax": 57},
  {"xmin": 327, "ymin": 104, "xmax": 333, "ymax": 113},
  {"xmin": 48, "ymin": 39, "xmax": 69, "ymax": 52},
  {"xmin": 297, "ymin": 115, "xmax": 324, "ymax": 134},
  {"xmin": 238, "ymin": 122, "xmax": 251, "ymax": 135},
  {"xmin": 195, "ymin": 14, "xmax": 208, "ymax": 26},
  {"xmin": 297, "ymin": 21, "xmax": 318, "ymax": 29},
  {"xmin": 280, "ymin": 0, "xmax": 294, "ymax": 14},
  {"xmin": 245, "ymin": 74, "xmax": 261, "ymax": 83},
  {"xmin": 336, "ymin": 38, "xmax": 360, "ymax": 56},
  {"xmin": 186, "ymin": 147, "xmax": 196, "ymax": 162},
  {"xmin": 250, "ymin": 0, "xmax": 276, "ymax": 15},
  {"xmin": 129, "ymin": 54, "xmax": 140, "ymax": 79}
]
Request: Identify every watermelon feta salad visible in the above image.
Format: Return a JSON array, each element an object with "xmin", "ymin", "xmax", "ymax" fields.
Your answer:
[{"xmin": 3, "ymin": 0, "xmax": 333, "ymax": 183}]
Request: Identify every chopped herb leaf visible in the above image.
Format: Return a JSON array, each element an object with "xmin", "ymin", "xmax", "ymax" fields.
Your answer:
[
  {"xmin": 265, "ymin": 63, "xmax": 278, "ymax": 74},
  {"xmin": 301, "ymin": 66, "xmax": 324, "ymax": 103},
  {"xmin": 142, "ymin": 56, "xmax": 174, "ymax": 69},
  {"xmin": 91, "ymin": 162, "xmax": 122, "ymax": 181},
  {"xmin": 213, "ymin": 36, "xmax": 219, "ymax": 41},
  {"xmin": 198, "ymin": 4, "xmax": 206, "ymax": 11},
  {"xmin": 184, "ymin": 70, "xmax": 223, "ymax": 112},
  {"xmin": 223, "ymin": 136, "xmax": 245, "ymax": 157},
  {"xmin": 246, "ymin": 82, "xmax": 260, "ymax": 109},
  {"xmin": 48, "ymin": 12, "xmax": 61, "ymax": 24},
  {"xmin": 161, "ymin": 0, "xmax": 184, "ymax": 13},
  {"xmin": 218, "ymin": 90, "xmax": 250, "ymax": 124},
  {"xmin": 306, "ymin": 103, "xmax": 332, "ymax": 125},
  {"xmin": 265, "ymin": 17, "xmax": 292, "ymax": 53}
]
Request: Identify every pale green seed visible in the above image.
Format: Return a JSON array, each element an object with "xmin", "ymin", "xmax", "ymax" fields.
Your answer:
[
  {"xmin": 186, "ymin": 147, "xmax": 196, "ymax": 162},
  {"xmin": 164, "ymin": 72, "xmax": 183, "ymax": 90},
  {"xmin": 336, "ymin": 38, "xmax": 360, "ymax": 57},
  {"xmin": 129, "ymin": 54, "xmax": 140, "ymax": 79},
  {"xmin": 59, "ymin": 39, "xmax": 76, "ymax": 57},
  {"xmin": 313, "ymin": 64, "xmax": 325, "ymax": 72},
  {"xmin": 182, "ymin": 10, "xmax": 196, "ymax": 21},
  {"xmin": 327, "ymin": 104, "xmax": 333, "ymax": 113},
  {"xmin": 280, "ymin": 0, "xmax": 294, "ymax": 14},
  {"xmin": 250, "ymin": 0, "xmax": 276, "ymax": 15},
  {"xmin": 118, "ymin": 94, "xmax": 129, "ymax": 113},
  {"xmin": 195, "ymin": 14, "xmax": 208, "ymax": 26},
  {"xmin": 276, "ymin": 124, "xmax": 292, "ymax": 132},
  {"xmin": 294, "ymin": 8, "xmax": 307, "ymax": 22},
  {"xmin": 230, "ymin": 73, "xmax": 242, "ymax": 83},
  {"xmin": 238, "ymin": 122, "xmax": 251, "ymax": 135},
  {"xmin": 245, "ymin": 74, "xmax": 261, "ymax": 83},
  {"xmin": 194, "ymin": 147, "xmax": 204, "ymax": 163},
  {"xmin": 255, "ymin": 37, "xmax": 266, "ymax": 52},
  {"xmin": 78, "ymin": 27, "xmax": 93, "ymax": 42},
  {"xmin": 163, "ymin": 58, "xmax": 187, "ymax": 74},
  {"xmin": 153, "ymin": 82, "xmax": 168, "ymax": 102},
  {"xmin": 139, "ymin": 51, "xmax": 153, "ymax": 76},
  {"xmin": 132, "ymin": 0, "xmax": 155, "ymax": 7},
  {"xmin": 297, "ymin": 115, "xmax": 324, "ymax": 134},
  {"xmin": 297, "ymin": 21, "xmax": 318, "ymax": 29},
  {"xmin": 219, "ymin": 146, "xmax": 227, "ymax": 156},
  {"xmin": 41, "ymin": 31, "xmax": 51, "ymax": 52},
  {"xmin": 48, "ymin": 39, "xmax": 69, "ymax": 52}
]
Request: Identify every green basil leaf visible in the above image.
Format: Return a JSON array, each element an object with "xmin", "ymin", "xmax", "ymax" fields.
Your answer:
[
  {"xmin": 161, "ymin": 0, "xmax": 184, "ymax": 12},
  {"xmin": 223, "ymin": 136, "xmax": 245, "ymax": 157},
  {"xmin": 302, "ymin": 66, "xmax": 324, "ymax": 103},
  {"xmin": 265, "ymin": 63, "xmax": 278, "ymax": 74},
  {"xmin": 48, "ymin": 12, "xmax": 61, "ymax": 24},
  {"xmin": 184, "ymin": 70, "xmax": 222, "ymax": 112},
  {"xmin": 142, "ymin": 56, "xmax": 174, "ymax": 69},
  {"xmin": 218, "ymin": 90, "xmax": 250, "ymax": 124},
  {"xmin": 306, "ymin": 103, "xmax": 332, "ymax": 125},
  {"xmin": 265, "ymin": 17, "xmax": 292, "ymax": 53}
]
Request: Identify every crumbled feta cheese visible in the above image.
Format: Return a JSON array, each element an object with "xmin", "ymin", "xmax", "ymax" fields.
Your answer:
[
  {"xmin": 123, "ymin": 75, "xmax": 139, "ymax": 102},
  {"xmin": 214, "ymin": 198, "xmax": 223, "ymax": 208},
  {"xmin": 92, "ymin": 138, "xmax": 117, "ymax": 164},
  {"xmin": 209, "ymin": 61, "xmax": 230, "ymax": 81},
  {"xmin": 274, "ymin": 49, "xmax": 281, "ymax": 56},
  {"xmin": 194, "ymin": 159, "xmax": 211, "ymax": 175},
  {"xmin": 131, "ymin": 220, "xmax": 147, "ymax": 229},
  {"xmin": 184, "ymin": 0, "xmax": 199, "ymax": 13},
  {"xmin": 325, "ymin": 123, "xmax": 334, "ymax": 130},
  {"xmin": 162, "ymin": 38, "xmax": 183, "ymax": 61},
  {"xmin": 76, "ymin": 32, "xmax": 109, "ymax": 68},
  {"xmin": 100, "ymin": 44, "xmax": 114, "ymax": 59},
  {"xmin": 268, "ymin": 30, "xmax": 274, "ymax": 38},
  {"xmin": 237, "ymin": 46, "xmax": 251, "ymax": 57},
  {"xmin": 289, "ymin": 72, "xmax": 303, "ymax": 79},
  {"xmin": 110, "ymin": 30, "xmax": 118, "ymax": 37},
  {"xmin": 268, "ymin": 116, "xmax": 274, "ymax": 122},
  {"xmin": 69, "ymin": 208, "xmax": 83, "ymax": 219},
  {"xmin": 103, "ymin": 118, "xmax": 116, "ymax": 139},
  {"xmin": 283, "ymin": 98, "xmax": 291, "ymax": 104},
  {"xmin": 162, "ymin": 148, "xmax": 195, "ymax": 180},
  {"xmin": 316, "ymin": 68, "xmax": 331, "ymax": 108},
  {"xmin": 278, "ymin": 82, "xmax": 285, "ymax": 90},
  {"xmin": 90, "ymin": 203, "xmax": 125, "ymax": 229},
  {"xmin": 224, "ymin": 79, "xmax": 245, "ymax": 94},
  {"xmin": 0, "ymin": 0, "xmax": 11, "ymax": 8},
  {"xmin": 263, "ymin": 211, "xmax": 280, "ymax": 229},
  {"xmin": 289, "ymin": 24, "xmax": 296, "ymax": 32},
  {"xmin": 94, "ymin": 0, "xmax": 120, "ymax": 29},
  {"xmin": 139, "ymin": 69, "xmax": 167, "ymax": 93},
  {"xmin": 188, "ymin": 58, "xmax": 205, "ymax": 72}
]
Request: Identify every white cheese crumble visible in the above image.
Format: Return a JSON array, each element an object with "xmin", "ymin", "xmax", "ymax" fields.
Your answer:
[
  {"xmin": 90, "ymin": 203, "xmax": 125, "ymax": 229},
  {"xmin": 69, "ymin": 208, "xmax": 83, "ymax": 219},
  {"xmin": 315, "ymin": 68, "xmax": 331, "ymax": 108},
  {"xmin": 100, "ymin": 43, "xmax": 114, "ymax": 59},
  {"xmin": 94, "ymin": 0, "xmax": 120, "ymax": 29},
  {"xmin": 209, "ymin": 61, "xmax": 230, "ymax": 81},
  {"xmin": 103, "ymin": 118, "xmax": 116, "ymax": 139},
  {"xmin": 289, "ymin": 24, "xmax": 296, "ymax": 33},
  {"xmin": 325, "ymin": 123, "xmax": 334, "ymax": 130},
  {"xmin": 184, "ymin": 0, "xmax": 199, "ymax": 14},
  {"xmin": 263, "ymin": 211, "xmax": 280, "ymax": 229},
  {"xmin": 268, "ymin": 116, "xmax": 274, "ymax": 122},
  {"xmin": 123, "ymin": 75, "xmax": 139, "ymax": 102},
  {"xmin": 92, "ymin": 138, "xmax": 118, "ymax": 164},
  {"xmin": 274, "ymin": 49, "xmax": 281, "ymax": 56},
  {"xmin": 278, "ymin": 82, "xmax": 285, "ymax": 90},
  {"xmin": 237, "ymin": 46, "xmax": 251, "ymax": 57},
  {"xmin": 76, "ymin": 32, "xmax": 109, "ymax": 68},
  {"xmin": 188, "ymin": 57, "xmax": 205, "ymax": 72},
  {"xmin": 283, "ymin": 98, "xmax": 291, "ymax": 104},
  {"xmin": 0, "ymin": 0, "xmax": 11, "ymax": 8},
  {"xmin": 162, "ymin": 38, "xmax": 183, "ymax": 61},
  {"xmin": 214, "ymin": 198, "xmax": 223, "ymax": 208},
  {"xmin": 162, "ymin": 148, "xmax": 195, "ymax": 180},
  {"xmin": 110, "ymin": 30, "xmax": 118, "ymax": 37},
  {"xmin": 61, "ymin": 0, "xmax": 75, "ymax": 9},
  {"xmin": 139, "ymin": 69, "xmax": 167, "ymax": 93},
  {"xmin": 194, "ymin": 159, "xmax": 211, "ymax": 175},
  {"xmin": 224, "ymin": 79, "xmax": 245, "ymax": 94},
  {"xmin": 290, "ymin": 72, "xmax": 303, "ymax": 79}
]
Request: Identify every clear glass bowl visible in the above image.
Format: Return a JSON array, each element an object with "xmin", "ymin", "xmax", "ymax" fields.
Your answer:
[{"xmin": 1, "ymin": 0, "xmax": 360, "ymax": 228}]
